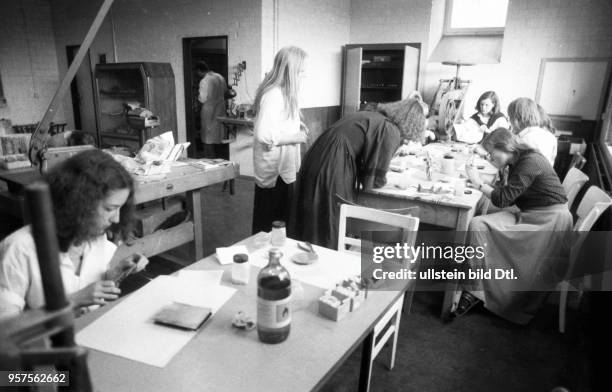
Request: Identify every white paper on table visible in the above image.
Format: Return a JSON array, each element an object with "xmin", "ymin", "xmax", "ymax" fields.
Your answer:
[
  {"xmin": 249, "ymin": 239, "xmax": 361, "ymax": 289},
  {"xmin": 454, "ymin": 121, "xmax": 483, "ymax": 144},
  {"xmin": 76, "ymin": 276, "xmax": 236, "ymax": 367},
  {"xmin": 215, "ymin": 245, "xmax": 249, "ymax": 265},
  {"xmin": 177, "ymin": 269, "xmax": 223, "ymax": 286}
]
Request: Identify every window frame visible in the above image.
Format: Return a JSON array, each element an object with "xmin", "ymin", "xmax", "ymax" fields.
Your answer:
[
  {"xmin": 444, "ymin": 0, "xmax": 508, "ymax": 36},
  {"xmin": 0, "ymin": 74, "xmax": 6, "ymax": 108}
]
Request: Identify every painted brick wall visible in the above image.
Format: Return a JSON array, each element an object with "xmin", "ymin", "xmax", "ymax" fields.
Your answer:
[
  {"xmin": 349, "ymin": 0, "xmax": 612, "ymax": 118},
  {"xmin": 275, "ymin": 0, "xmax": 351, "ymax": 108},
  {"xmin": 428, "ymin": 0, "xmax": 612, "ymax": 117},
  {"xmin": 0, "ymin": 0, "xmax": 65, "ymax": 126}
]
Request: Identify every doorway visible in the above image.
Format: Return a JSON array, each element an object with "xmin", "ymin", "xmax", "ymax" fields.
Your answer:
[
  {"xmin": 182, "ymin": 36, "xmax": 229, "ymax": 157},
  {"xmin": 66, "ymin": 45, "xmax": 98, "ymax": 136}
]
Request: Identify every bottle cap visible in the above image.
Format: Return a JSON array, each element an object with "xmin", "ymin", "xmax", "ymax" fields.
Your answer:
[
  {"xmin": 271, "ymin": 220, "xmax": 286, "ymax": 229},
  {"xmin": 233, "ymin": 254, "xmax": 249, "ymax": 263}
]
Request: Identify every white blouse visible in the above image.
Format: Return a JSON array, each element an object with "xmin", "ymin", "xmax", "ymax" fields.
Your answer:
[
  {"xmin": 518, "ymin": 126, "xmax": 558, "ymax": 166},
  {"xmin": 0, "ymin": 226, "xmax": 116, "ymax": 317},
  {"xmin": 253, "ymin": 87, "xmax": 301, "ymax": 188}
]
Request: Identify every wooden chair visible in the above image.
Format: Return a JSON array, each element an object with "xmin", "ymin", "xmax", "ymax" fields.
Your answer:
[
  {"xmin": 337, "ymin": 203, "xmax": 419, "ymax": 392},
  {"xmin": 335, "ymin": 193, "xmax": 419, "ymax": 244},
  {"xmin": 559, "ymin": 186, "xmax": 612, "ymax": 333},
  {"xmin": 569, "ymin": 152, "xmax": 586, "ymax": 172},
  {"xmin": 562, "ymin": 168, "xmax": 589, "ymax": 210}
]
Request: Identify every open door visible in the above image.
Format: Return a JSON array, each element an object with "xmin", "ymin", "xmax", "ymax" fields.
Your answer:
[
  {"xmin": 342, "ymin": 47, "xmax": 362, "ymax": 116},
  {"xmin": 66, "ymin": 46, "xmax": 97, "ymax": 134},
  {"xmin": 401, "ymin": 45, "xmax": 420, "ymax": 99}
]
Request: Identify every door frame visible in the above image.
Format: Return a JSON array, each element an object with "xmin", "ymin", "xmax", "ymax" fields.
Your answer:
[
  {"xmin": 536, "ymin": 57, "xmax": 612, "ymax": 121},
  {"xmin": 66, "ymin": 45, "xmax": 98, "ymax": 135},
  {"xmin": 182, "ymin": 35, "xmax": 228, "ymax": 157}
]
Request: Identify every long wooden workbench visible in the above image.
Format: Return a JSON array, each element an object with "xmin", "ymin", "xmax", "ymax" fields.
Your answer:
[{"xmin": 0, "ymin": 160, "xmax": 239, "ymax": 262}]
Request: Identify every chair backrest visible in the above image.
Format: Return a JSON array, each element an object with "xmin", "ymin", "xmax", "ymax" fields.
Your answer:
[
  {"xmin": 562, "ymin": 168, "xmax": 589, "ymax": 210},
  {"xmin": 570, "ymin": 152, "xmax": 587, "ymax": 171},
  {"xmin": 337, "ymin": 203, "xmax": 420, "ymax": 253},
  {"xmin": 574, "ymin": 186, "xmax": 612, "ymax": 232},
  {"xmin": 335, "ymin": 193, "xmax": 419, "ymax": 216}
]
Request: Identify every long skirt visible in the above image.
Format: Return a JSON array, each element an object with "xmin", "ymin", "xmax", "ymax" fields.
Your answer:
[
  {"xmin": 289, "ymin": 131, "xmax": 357, "ymax": 249},
  {"xmin": 465, "ymin": 203, "xmax": 573, "ymax": 325}
]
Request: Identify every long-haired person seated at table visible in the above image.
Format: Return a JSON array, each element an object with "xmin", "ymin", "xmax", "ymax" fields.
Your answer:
[
  {"xmin": 468, "ymin": 91, "xmax": 509, "ymax": 135},
  {"xmin": 290, "ymin": 94, "xmax": 427, "ymax": 249},
  {"xmin": 0, "ymin": 149, "xmax": 147, "ymax": 319},
  {"xmin": 455, "ymin": 128, "xmax": 572, "ymax": 324},
  {"xmin": 507, "ymin": 97, "xmax": 557, "ymax": 166}
]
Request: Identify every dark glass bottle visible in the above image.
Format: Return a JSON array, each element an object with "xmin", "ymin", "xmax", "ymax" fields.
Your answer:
[{"xmin": 257, "ymin": 248, "xmax": 291, "ymax": 344}]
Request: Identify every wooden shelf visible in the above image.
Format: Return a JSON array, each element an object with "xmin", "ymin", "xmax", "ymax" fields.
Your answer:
[
  {"xmin": 100, "ymin": 131, "xmax": 139, "ymax": 141},
  {"xmin": 361, "ymin": 86, "xmax": 401, "ymax": 90},
  {"xmin": 100, "ymin": 91, "xmax": 142, "ymax": 98},
  {"xmin": 362, "ymin": 64, "xmax": 402, "ymax": 69}
]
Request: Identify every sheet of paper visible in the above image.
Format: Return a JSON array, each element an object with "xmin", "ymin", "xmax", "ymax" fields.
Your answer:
[
  {"xmin": 76, "ymin": 276, "xmax": 235, "ymax": 367},
  {"xmin": 453, "ymin": 121, "xmax": 483, "ymax": 144},
  {"xmin": 249, "ymin": 239, "xmax": 361, "ymax": 289},
  {"xmin": 177, "ymin": 269, "xmax": 223, "ymax": 286},
  {"xmin": 215, "ymin": 245, "xmax": 249, "ymax": 265}
]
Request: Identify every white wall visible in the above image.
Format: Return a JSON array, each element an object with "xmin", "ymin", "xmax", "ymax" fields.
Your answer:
[
  {"xmin": 348, "ymin": 0, "xmax": 612, "ymax": 119},
  {"xmin": 273, "ymin": 0, "xmax": 351, "ymax": 108},
  {"xmin": 49, "ymin": 0, "xmax": 116, "ymax": 131},
  {"xmin": 427, "ymin": 0, "xmax": 612, "ymax": 117},
  {"xmin": 0, "ymin": 0, "xmax": 65, "ymax": 126},
  {"xmin": 349, "ymin": 0, "xmax": 432, "ymax": 92}
]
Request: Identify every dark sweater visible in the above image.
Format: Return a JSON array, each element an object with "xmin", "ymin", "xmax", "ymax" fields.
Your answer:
[
  {"xmin": 470, "ymin": 111, "xmax": 506, "ymax": 128},
  {"xmin": 490, "ymin": 151, "xmax": 567, "ymax": 210}
]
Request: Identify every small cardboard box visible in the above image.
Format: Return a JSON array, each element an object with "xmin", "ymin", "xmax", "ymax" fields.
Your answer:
[{"xmin": 318, "ymin": 291, "xmax": 351, "ymax": 321}]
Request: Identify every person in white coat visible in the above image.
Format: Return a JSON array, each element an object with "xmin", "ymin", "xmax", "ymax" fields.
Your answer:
[{"xmin": 197, "ymin": 61, "xmax": 229, "ymax": 159}]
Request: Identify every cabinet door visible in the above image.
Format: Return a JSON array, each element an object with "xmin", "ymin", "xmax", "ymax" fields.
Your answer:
[
  {"xmin": 539, "ymin": 62, "xmax": 573, "ymax": 116},
  {"xmin": 568, "ymin": 61, "xmax": 608, "ymax": 120},
  {"xmin": 401, "ymin": 45, "xmax": 420, "ymax": 99},
  {"xmin": 342, "ymin": 47, "xmax": 362, "ymax": 116},
  {"xmin": 539, "ymin": 60, "xmax": 609, "ymax": 120}
]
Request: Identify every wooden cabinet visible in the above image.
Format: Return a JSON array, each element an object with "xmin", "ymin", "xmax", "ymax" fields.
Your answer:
[
  {"xmin": 341, "ymin": 43, "xmax": 420, "ymax": 116},
  {"xmin": 94, "ymin": 62, "xmax": 177, "ymax": 151}
]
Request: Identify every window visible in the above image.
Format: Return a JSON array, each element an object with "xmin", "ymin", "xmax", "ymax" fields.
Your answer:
[{"xmin": 445, "ymin": 0, "xmax": 509, "ymax": 35}]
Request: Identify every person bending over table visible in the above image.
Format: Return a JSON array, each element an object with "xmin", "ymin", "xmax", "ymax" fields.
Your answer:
[
  {"xmin": 290, "ymin": 95, "xmax": 427, "ymax": 249},
  {"xmin": 0, "ymin": 149, "xmax": 147, "ymax": 319},
  {"xmin": 252, "ymin": 46, "xmax": 309, "ymax": 235},
  {"xmin": 508, "ymin": 97, "xmax": 557, "ymax": 166},
  {"xmin": 456, "ymin": 128, "xmax": 572, "ymax": 324}
]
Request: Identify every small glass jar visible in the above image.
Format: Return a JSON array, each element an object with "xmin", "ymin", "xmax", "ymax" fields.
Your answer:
[
  {"xmin": 270, "ymin": 220, "xmax": 287, "ymax": 247},
  {"xmin": 231, "ymin": 253, "xmax": 250, "ymax": 285}
]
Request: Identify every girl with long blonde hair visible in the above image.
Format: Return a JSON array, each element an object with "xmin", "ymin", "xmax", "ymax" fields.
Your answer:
[{"xmin": 252, "ymin": 46, "xmax": 308, "ymax": 234}]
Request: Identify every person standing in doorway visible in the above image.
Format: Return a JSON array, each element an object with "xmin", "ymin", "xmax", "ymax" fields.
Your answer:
[{"xmin": 196, "ymin": 61, "xmax": 229, "ymax": 159}]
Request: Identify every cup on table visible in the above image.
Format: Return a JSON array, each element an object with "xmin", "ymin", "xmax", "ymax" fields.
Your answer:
[
  {"xmin": 454, "ymin": 179, "xmax": 466, "ymax": 197},
  {"xmin": 441, "ymin": 155, "xmax": 456, "ymax": 175}
]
